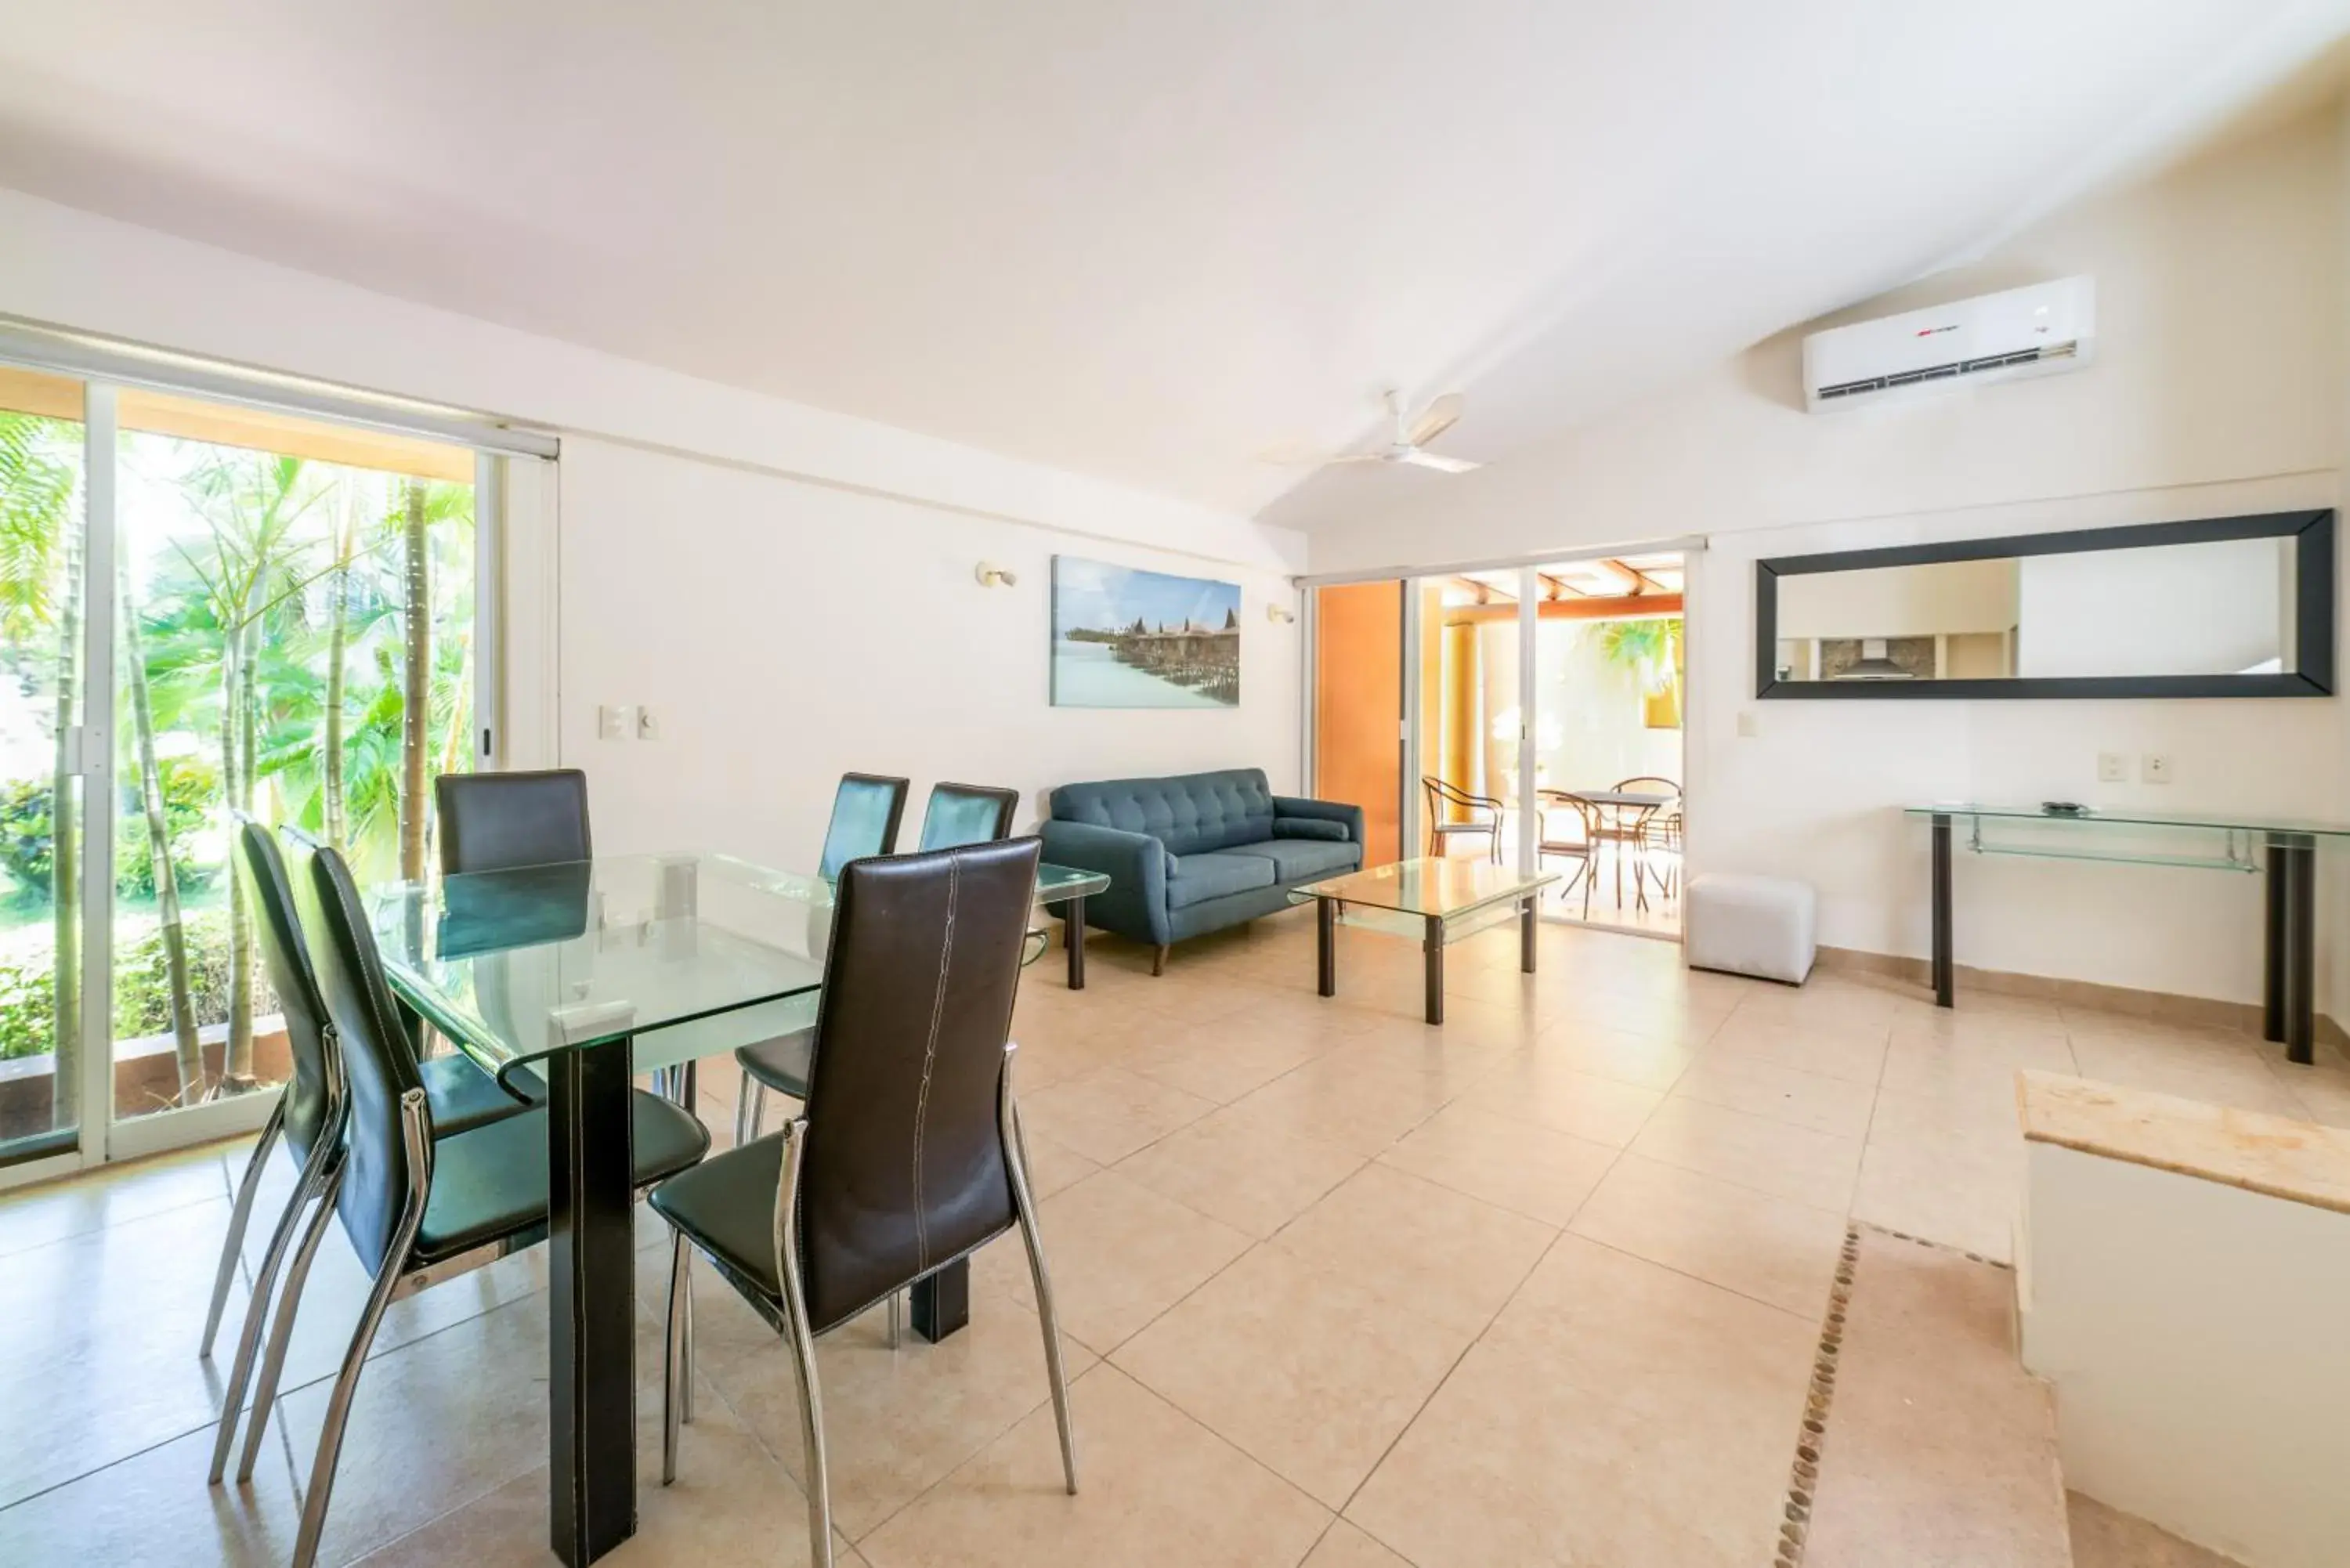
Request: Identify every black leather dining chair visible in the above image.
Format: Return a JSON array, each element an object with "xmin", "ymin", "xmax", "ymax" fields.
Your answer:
[
  {"xmin": 734, "ymin": 772, "xmax": 911, "ymax": 1146},
  {"xmin": 222, "ymin": 842, "xmax": 710, "ymax": 1568},
  {"xmin": 201, "ymin": 822, "xmax": 536, "ymax": 1434},
  {"xmin": 652, "ymin": 837, "xmax": 1076, "ymax": 1568},
  {"xmin": 436, "ymin": 768, "xmax": 592, "ymax": 875},
  {"xmin": 916, "ymin": 781, "xmax": 1021, "ymax": 851},
  {"xmin": 817, "ymin": 771, "xmax": 910, "ymax": 880}
]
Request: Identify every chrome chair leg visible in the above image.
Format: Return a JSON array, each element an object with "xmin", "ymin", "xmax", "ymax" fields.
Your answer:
[
  {"xmin": 733, "ymin": 1085, "xmax": 753, "ymax": 1148},
  {"xmin": 291, "ymin": 1094, "xmax": 430, "ymax": 1568},
  {"xmin": 663, "ymin": 1230, "xmax": 689, "ymax": 1485},
  {"xmin": 776, "ymin": 1125, "xmax": 833, "ymax": 1568},
  {"xmin": 747, "ymin": 1082, "xmax": 767, "ymax": 1142},
  {"xmin": 201, "ymin": 1104, "xmax": 284, "ymax": 1359},
  {"xmin": 207, "ymin": 1137, "xmax": 335, "ymax": 1483},
  {"xmin": 230, "ymin": 1164, "xmax": 345, "ymax": 1483},
  {"xmin": 1003, "ymin": 1090, "xmax": 1078, "ymax": 1494}
]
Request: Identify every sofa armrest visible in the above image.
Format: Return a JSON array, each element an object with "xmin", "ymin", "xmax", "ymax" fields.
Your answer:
[
  {"xmin": 1273, "ymin": 795, "xmax": 1367, "ymax": 847},
  {"xmin": 1037, "ymin": 818, "xmax": 1170, "ymax": 945}
]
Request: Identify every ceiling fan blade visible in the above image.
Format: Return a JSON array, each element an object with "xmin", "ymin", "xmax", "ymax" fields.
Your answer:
[
  {"xmin": 1407, "ymin": 392, "xmax": 1464, "ymax": 448},
  {"xmin": 1397, "ymin": 448, "xmax": 1480, "ymax": 474}
]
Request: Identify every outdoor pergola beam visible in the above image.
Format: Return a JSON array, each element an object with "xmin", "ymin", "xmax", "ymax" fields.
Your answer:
[
  {"xmin": 1444, "ymin": 593, "xmax": 1683, "ymax": 624},
  {"xmin": 1603, "ymin": 558, "xmax": 1666, "ymax": 596}
]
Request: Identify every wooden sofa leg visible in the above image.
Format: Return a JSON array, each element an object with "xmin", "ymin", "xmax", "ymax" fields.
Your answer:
[{"xmin": 1152, "ymin": 945, "xmax": 1170, "ymax": 977}]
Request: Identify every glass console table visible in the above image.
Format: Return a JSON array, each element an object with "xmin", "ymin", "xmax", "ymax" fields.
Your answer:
[{"xmin": 1906, "ymin": 804, "xmax": 2350, "ymax": 1064}]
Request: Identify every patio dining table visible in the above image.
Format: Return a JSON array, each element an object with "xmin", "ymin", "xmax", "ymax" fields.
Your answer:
[
  {"xmin": 1546, "ymin": 788, "xmax": 1674, "ymax": 910},
  {"xmin": 362, "ymin": 850, "xmax": 1108, "ymax": 1568}
]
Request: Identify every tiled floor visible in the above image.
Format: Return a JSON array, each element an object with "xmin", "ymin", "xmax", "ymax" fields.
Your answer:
[{"xmin": 0, "ymin": 910, "xmax": 2335, "ymax": 1565}]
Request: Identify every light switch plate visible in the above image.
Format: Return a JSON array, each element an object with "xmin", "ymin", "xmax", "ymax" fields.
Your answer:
[
  {"xmin": 2097, "ymin": 752, "xmax": 2127, "ymax": 783},
  {"xmin": 636, "ymin": 707, "xmax": 661, "ymax": 740},
  {"xmin": 2142, "ymin": 753, "xmax": 2173, "ymax": 784},
  {"xmin": 598, "ymin": 704, "xmax": 634, "ymax": 740}
]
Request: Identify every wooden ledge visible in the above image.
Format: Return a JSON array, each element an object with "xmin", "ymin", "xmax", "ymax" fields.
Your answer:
[{"xmin": 2017, "ymin": 1071, "xmax": 2350, "ymax": 1217}]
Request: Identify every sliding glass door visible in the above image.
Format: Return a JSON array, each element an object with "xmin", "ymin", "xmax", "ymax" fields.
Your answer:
[
  {"xmin": 0, "ymin": 368, "xmax": 91, "ymax": 1170},
  {"xmin": 0, "ymin": 367, "xmax": 489, "ymax": 1176}
]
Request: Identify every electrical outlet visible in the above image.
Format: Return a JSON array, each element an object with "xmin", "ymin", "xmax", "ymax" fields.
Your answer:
[
  {"xmin": 2097, "ymin": 752, "xmax": 2127, "ymax": 783},
  {"xmin": 597, "ymin": 704, "xmax": 634, "ymax": 741},
  {"xmin": 2142, "ymin": 753, "xmax": 2173, "ymax": 785},
  {"xmin": 636, "ymin": 707, "xmax": 662, "ymax": 740}
]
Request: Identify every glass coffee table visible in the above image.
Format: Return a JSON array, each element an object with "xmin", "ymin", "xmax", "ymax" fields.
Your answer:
[{"xmin": 1291, "ymin": 857, "xmax": 1561, "ymax": 1024}]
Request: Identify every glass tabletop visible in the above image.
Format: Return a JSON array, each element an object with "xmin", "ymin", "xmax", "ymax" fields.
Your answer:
[
  {"xmin": 366, "ymin": 851, "xmax": 1109, "ymax": 1082},
  {"xmin": 1903, "ymin": 804, "xmax": 2350, "ymax": 837},
  {"xmin": 1290, "ymin": 855, "xmax": 1560, "ymax": 920}
]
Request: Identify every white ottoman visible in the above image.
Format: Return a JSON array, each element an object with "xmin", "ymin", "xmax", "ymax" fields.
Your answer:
[{"xmin": 1686, "ymin": 873, "xmax": 1816, "ymax": 985}]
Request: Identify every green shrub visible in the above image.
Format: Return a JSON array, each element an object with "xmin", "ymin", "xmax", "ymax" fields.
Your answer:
[
  {"xmin": 0, "ymin": 757, "xmax": 219, "ymax": 903},
  {"xmin": 0, "ymin": 907, "xmax": 273, "ymax": 1061}
]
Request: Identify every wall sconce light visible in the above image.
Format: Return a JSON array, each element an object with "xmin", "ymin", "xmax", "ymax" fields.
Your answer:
[
  {"xmin": 1265, "ymin": 603, "xmax": 1297, "ymax": 624},
  {"xmin": 974, "ymin": 562, "xmax": 1018, "ymax": 588}
]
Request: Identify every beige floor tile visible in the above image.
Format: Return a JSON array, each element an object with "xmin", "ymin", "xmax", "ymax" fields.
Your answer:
[
  {"xmin": 2067, "ymin": 1492, "xmax": 2249, "ymax": 1568},
  {"xmin": 1628, "ymin": 1095, "xmax": 1864, "ymax": 1212},
  {"xmin": 1802, "ymin": 1230, "xmax": 2068, "ymax": 1568},
  {"xmin": 1706, "ymin": 1013, "xmax": 1889, "ymax": 1084},
  {"xmin": 355, "ymin": 1362, "xmax": 864, "ymax": 1566},
  {"xmin": 1853, "ymin": 1090, "xmax": 2024, "ymax": 1261},
  {"xmin": 1020, "ymin": 1066, "xmax": 1218, "ymax": 1165},
  {"xmin": 2270, "ymin": 1054, "xmax": 2350, "ymax": 1128},
  {"xmin": 1449, "ymin": 1052, "xmax": 1665, "ymax": 1147},
  {"xmin": 1345, "ymin": 1236, "xmax": 1813, "ymax": 1568},
  {"xmin": 1672, "ymin": 1050, "xmax": 1879, "ymax": 1138},
  {"xmin": 1300, "ymin": 1519, "xmax": 1415, "ymax": 1568},
  {"xmin": 1017, "ymin": 1128, "xmax": 1101, "ymax": 1200},
  {"xmin": 2066, "ymin": 1035, "xmax": 2310, "ymax": 1118},
  {"xmin": 1377, "ymin": 1102, "xmax": 1618, "ymax": 1226},
  {"xmin": 968, "ymin": 1170, "xmax": 1250, "ymax": 1353},
  {"xmin": 1877, "ymin": 1033, "xmax": 2068, "ymax": 1125},
  {"xmin": 1270, "ymin": 1163, "xmax": 1554, "ymax": 1338},
  {"xmin": 1526, "ymin": 1019, "xmax": 1703, "ymax": 1090},
  {"xmin": 859, "ymin": 1364, "xmax": 1330, "ymax": 1568},
  {"xmin": 1123, "ymin": 1013, "xmax": 1340, "ymax": 1104},
  {"xmin": 1112, "ymin": 1108, "xmax": 1368, "ymax": 1239},
  {"xmin": 1568, "ymin": 1154, "xmax": 1846, "ymax": 1316},
  {"xmin": 694, "ymin": 1258, "xmax": 1101, "ymax": 1541},
  {"xmin": 1112, "ymin": 1245, "xmax": 1473, "ymax": 1508},
  {"xmin": 0, "ymin": 1136, "xmax": 232, "ymax": 1259},
  {"xmin": 1215, "ymin": 1058, "xmax": 1459, "ymax": 1157}
]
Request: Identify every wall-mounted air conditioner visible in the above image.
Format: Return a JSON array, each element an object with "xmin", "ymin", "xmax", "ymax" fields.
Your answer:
[{"xmin": 1803, "ymin": 276, "xmax": 2095, "ymax": 413}]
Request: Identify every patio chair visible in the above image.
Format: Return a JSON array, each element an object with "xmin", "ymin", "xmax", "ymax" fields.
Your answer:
[{"xmin": 1423, "ymin": 775, "xmax": 1504, "ymax": 862}]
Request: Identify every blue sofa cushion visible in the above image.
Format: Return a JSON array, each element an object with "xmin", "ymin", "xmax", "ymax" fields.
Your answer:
[
  {"xmin": 1165, "ymin": 849, "xmax": 1277, "ymax": 909},
  {"xmin": 1050, "ymin": 768, "xmax": 1277, "ymax": 856},
  {"xmin": 1273, "ymin": 818, "xmax": 1348, "ymax": 842},
  {"xmin": 1251, "ymin": 837, "xmax": 1362, "ymax": 883}
]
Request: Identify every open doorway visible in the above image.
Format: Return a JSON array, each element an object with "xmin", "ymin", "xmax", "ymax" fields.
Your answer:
[{"xmin": 1410, "ymin": 555, "xmax": 1683, "ymax": 938}]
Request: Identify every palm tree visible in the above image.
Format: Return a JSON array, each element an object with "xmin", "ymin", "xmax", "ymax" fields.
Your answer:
[
  {"xmin": 398, "ymin": 480, "xmax": 428, "ymax": 880},
  {"xmin": 0, "ymin": 412, "xmax": 82, "ymax": 1125},
  {"xmin": 120, "ymin": 562, "xmax": 203, "ymax": 1101}
]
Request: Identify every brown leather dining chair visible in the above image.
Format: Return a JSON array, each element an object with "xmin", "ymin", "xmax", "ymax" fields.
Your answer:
[{"xmin": 651, "ymin": 836, "xmax": 1078, "ymax": 1568}]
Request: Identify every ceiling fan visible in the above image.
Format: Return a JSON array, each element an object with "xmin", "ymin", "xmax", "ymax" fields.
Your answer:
[{"xmin": 1271, "ymin": 389, "xmax": 1482, "ymax": 474}]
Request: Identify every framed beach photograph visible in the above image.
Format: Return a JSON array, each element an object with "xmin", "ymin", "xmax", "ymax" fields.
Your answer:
[{"xmin": 1050, "ymin": 556, "xmax": 1242, "ymax": 707}]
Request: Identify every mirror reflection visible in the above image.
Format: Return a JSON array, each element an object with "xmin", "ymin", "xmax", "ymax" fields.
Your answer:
[{"xmin": 1772, "ymin": 537, "xmax": 2298, "ymax": 683}]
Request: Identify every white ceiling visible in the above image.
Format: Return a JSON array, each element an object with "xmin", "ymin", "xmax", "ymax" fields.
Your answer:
[{"xmin": 2, "ymin": 2, "xmax": 2345, "ymax": 530}]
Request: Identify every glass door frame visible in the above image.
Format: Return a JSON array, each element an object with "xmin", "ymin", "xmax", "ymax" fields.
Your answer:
[{"xmin": 0, "ymin": 374, "xmax": 519, "ymax": 1189}]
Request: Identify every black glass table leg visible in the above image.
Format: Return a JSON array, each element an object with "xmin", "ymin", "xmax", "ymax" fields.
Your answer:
[
  {"xmin": 1520, "ymin": 894, "xmax": 1536, "ymax": 974},
  {"xmin": 1423, "ymin": 915, "xmax": 1445, "ymax": 1025},
  {"xmin": 1064, "ymin": 895, "xmax": 1086, "ymax": 991},
  {"xmin": 1318, "ymin": 896, "xmax": 1336, "ymax": 997},
  {"xmin": 1931, "ymin": 813, "xmax": 1954, "ymax": 1009},
  {"xmin": 2284, "ymin": 842, "xmax": 2316, "ymax": 1065},
  {"xmin": 911, "ymin": 1258, "xmax": 971, "ymax": 1342},
  {"xmin": 548, "ymin": 1039, "xmax": 638, "ymax": 1567},
  {"xmin": 2263, "ymin": 841, "xmax": 2287, "ymax": 1043}
]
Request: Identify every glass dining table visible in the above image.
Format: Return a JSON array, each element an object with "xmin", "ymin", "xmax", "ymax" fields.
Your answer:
[{"xmin": 362, "ymin": 850, "xmax": 1108, "ymax": 1568}]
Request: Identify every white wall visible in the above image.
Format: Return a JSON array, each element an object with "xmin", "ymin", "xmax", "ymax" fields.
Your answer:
[
  {"xmin": 1308, "ymin": 104, "xmax": 2348, "ymax": 1008},
  {"xmin": 0, "ymin": 183, "xmax": 1312, "ymax": 867},
  {"xmin": 559, "ymin": 438, "xmax": 1303, "ymax": 865}
]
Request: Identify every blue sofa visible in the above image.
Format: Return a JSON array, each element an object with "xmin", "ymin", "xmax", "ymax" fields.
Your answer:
[{"xmin": 1041, "ymin": 768, "xmax": 1366, "ymax": 972}]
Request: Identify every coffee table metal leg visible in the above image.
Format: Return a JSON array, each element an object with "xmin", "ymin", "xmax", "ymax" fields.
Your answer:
[
  {"xmin": 1520, "ymin": 894, "xmax": 1536, "ymax": 974},
  {"xmin": 1423, "ymin": 915, "xmax": 1444, "ymax": 1025},
  {"xmin": 1317, "ymin": 897, "xmax": 1336, "ymax": 998},
  {"xmin": 1064, "ymin": 894, "xmax": 1086, "ymax": 991}
]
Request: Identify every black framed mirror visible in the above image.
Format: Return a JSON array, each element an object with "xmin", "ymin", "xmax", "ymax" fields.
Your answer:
[{"xmin": 1755, "ymin": 510, "xmax": 2334, "ymax": 699}]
